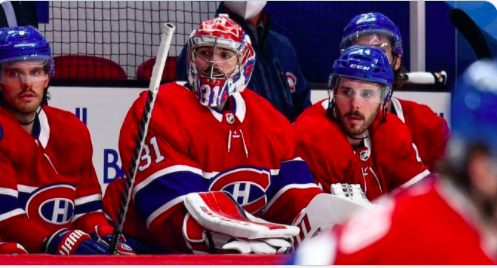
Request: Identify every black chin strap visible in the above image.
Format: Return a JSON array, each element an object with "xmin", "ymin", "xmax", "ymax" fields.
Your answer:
[{"xmin": 18, "ymin": 106, "xmax": 41, "ymax": 126}]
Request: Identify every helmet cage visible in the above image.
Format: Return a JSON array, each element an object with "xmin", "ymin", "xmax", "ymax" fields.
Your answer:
[{"xmin": 186, "ymin": 16, "xmax": 255, "ymax": 107}]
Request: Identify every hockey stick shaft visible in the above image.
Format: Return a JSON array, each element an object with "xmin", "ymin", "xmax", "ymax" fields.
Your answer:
[
  {"xmin": 449, "ymin": 8, "xmax": 492, "ymax": 59},
  {"xmin": 109, "ymin": 23, "xmax": 175, "ymax": 254}
]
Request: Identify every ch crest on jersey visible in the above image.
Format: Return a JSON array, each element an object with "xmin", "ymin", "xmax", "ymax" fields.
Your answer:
[
  {"xmin": 209, "ymin": 167, "xmax": 271, "ymax": 214},
  {"xmin": 25, "ymin": 184, "xmax": 76, "ymax": 225}
]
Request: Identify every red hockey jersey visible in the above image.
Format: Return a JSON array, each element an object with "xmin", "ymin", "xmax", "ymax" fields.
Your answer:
[
  {"xmin": 293, "ymin": 100, "xmax": 429, "ymax": 200},
  {"xmin": 104, "ymin": 83, "xmax": 321, "ymax": 253},
  {"xmin": 391, "ymin": 97, "xmax": 450, "ymax": 171},
  {"xmin": 0, "ymin": 105, "xmax": 108, "ymax": 253},
  {"xmin": 294, "ymin": 178, "xmax": 496, "ymax": 265}
]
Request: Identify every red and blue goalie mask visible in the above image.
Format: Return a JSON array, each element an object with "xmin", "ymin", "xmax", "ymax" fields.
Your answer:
[{"xmin": 187, "ymin": 15, "xmax": 255, "ymax": 107}]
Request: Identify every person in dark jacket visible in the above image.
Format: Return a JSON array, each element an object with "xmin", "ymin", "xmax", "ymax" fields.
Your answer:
[{"xmin": 177, "ymin": 1, "xmax": 311, "ymax": 123}]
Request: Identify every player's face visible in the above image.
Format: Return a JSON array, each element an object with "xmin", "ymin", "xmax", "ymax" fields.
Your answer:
[
  {"xmin": 0, "ymin": 61, "xmax": 49, "ymax": 116},
  {"xmin": 334, "ymin": 77, "xmax": 382, "ymax": 137},
  {"xmin": 353, "ymin": 33, "xmax": 395, "ymax": 64},
  {"xmin": 194, "ymin": 45, "xmax": 239, "ymax": 78}
]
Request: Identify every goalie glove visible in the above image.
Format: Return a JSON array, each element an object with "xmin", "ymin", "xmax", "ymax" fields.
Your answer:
[{"xmin": 183, "ymin": 191, "xmax": 299, "ymax": 254}]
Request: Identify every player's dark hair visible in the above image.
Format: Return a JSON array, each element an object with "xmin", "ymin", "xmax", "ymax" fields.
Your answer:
[{"xmin": 437, "ymin": 141, "xmax": 490, "ymax": 193}]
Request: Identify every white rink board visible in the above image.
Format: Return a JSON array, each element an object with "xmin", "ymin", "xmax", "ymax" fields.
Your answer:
[{"xmin": 48, "ymin": 86, "xmax": 450, "ymax": 191}]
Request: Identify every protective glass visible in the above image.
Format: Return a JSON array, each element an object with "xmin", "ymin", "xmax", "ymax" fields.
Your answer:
[
  {"xmin": 192, "ymin": 43, "xmax": 240, "ymax": 80},
  {"xmin": 334, "ymin": 87, "xmax": 384, "ymax": 104},
  {"xmin": 0, "ymin": 59, "xmax": 50, "ymax": 85}
]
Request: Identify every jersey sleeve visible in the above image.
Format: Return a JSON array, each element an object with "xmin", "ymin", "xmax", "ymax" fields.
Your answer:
[
  {"xmin": 377, "ymin": 116, "xmax": 430, "ymax": 190},
  {"xmin": 262, "ymin": 117, "xmax": 322, "ymax": 225},
  {"xmin": 0, "ymin": 148, "xmax": 51, "ymax": 253},
  {"xmin": 118, "ymin": 90, "xmax": 209, "ymax": 252},
  {"xmin": 71, "ymin": 124, "xmax": 111, "ymax": 234},
  {"xmin": 412, "ymin": 114, "xmax": 450, "ymax": 172}
]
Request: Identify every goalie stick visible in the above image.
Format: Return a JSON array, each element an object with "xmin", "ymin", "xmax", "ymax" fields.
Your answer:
[
  {"xmin": 449, "ymin": 8, "xmax": 492, "ymax": 59},
  {"xmin": 109, "ymin": 23, "xmax": 175, "ymax": 254}
]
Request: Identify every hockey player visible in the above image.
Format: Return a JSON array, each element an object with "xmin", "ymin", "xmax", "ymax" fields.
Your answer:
[
  {"xmin": 293, "ymin": 45, "xmax": 429, "ymax": 200},
  {"xmin": 103, "ymin": 15, "xmax": 322, "ymax": 254},
  {"xmin": 293, "ymin": 59, "xmax": 497, "ymax": 265},
  {"xmin": 340, "ymin": 12, "xmax": 450, "ymax": 171},
  {"xmin": 0, "ymin": 26, "xmax": 133, "ymax": 255}
]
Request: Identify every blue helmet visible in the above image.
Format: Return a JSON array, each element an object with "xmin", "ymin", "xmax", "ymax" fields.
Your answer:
[
  {"xmin": 340, "ymin": 12, "xmax": 403, "ymax": 58},
  {"xmin": 448, "ymin": 59, "xmax": 497, "ymax": 166},
  {"xmin": 329, "ymin": 45, "xmax": 394, "ymax": 100},
  {"xmin": 0, "ymin": 26, "xmax": 54, "ymax": 77}
]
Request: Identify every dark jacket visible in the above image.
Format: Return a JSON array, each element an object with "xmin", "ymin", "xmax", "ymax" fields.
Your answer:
[{"xmin": 176, "ymin": 3, "xmax": 311, "ymax": 123}]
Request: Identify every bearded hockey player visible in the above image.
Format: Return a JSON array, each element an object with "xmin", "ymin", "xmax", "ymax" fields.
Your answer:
[
  {"xmin": 294, "ymin": 59, "xmax": 497, "ymax": 265},
  {"xmin": 293, "ymin": 45, "xmax": 429, "ymax": 200},
  {"xmin": 340, "ymin": 12, "xmax": 450, "ymax": 171},
  {"xmin": 103, "ymin": 15, "xmax": 322, "ymax": 254},
  {"xmin": 0, "ymin": 26, "xmax": 132, "ymax": 255}
]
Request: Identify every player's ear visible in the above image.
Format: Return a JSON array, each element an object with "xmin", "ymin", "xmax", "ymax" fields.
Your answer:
[
  {"xmin": 44, "ymin": 77, "xmax": 49, "ymax": 88},
  {"xmin": 394, "ymin": 56, "xmax": 402, "ymax": 72}
]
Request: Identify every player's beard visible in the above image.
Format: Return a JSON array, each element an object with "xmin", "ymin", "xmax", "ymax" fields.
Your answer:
[
  {"xmin": 336, "ymin": 105, "xmax": 380, "ymax": 138},
  {"xmin": 1, "ymin": 87, "xmax": 42, "ymax": 117}
]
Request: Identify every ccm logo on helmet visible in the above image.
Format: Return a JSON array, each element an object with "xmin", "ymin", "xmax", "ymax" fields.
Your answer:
[{"xmin": 350, "ymin": 64, "xmax": 371, "ymax": 70}]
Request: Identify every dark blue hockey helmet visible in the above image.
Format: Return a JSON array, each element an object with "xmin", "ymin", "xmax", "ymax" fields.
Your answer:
[
  {"xmin": 340, "ymin": 12, "xmax": 403, "ymax": 58},
  {"xmin": 448, "ymin": 59, "xmax": 497, "ymax": 166},
  {"xmin": 0, "ymin": 26, "xmax": 54, "ymax": 78},
  {"xmin": 329, "ymin": 45, "xmax": 394, "ymax": 103}
]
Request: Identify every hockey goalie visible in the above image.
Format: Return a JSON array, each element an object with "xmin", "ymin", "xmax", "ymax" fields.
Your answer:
[{"xmin": 102, "ymin": 15, "xmax": 327, "ymax": 254}]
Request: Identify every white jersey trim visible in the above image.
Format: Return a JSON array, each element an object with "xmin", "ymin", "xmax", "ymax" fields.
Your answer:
[
  {"xmin": 17, "ymin": 184, "xmax": 37, "ymax": 194},
  {"xmin": 72, "ymin": 209, "xmax": 103, "ymax": 223},
  {"xmin": 391, "ymin": 97, "xmax": 405, "ymax": 123},
  {"xmin": 147, "ymin": 195, "xmax": 185, "ymax": 229},
  {"xmin": 133, "ymin": 165, "xmax": 203, "ymax": 199},
  {"xmin": 38, "ymin": 108, "xmax": 50, "ymax": 148},
  {"xmin": 0, "ymin": 187, "xmax": 18, "ymax": 198},
  {"xmin": 208, "ymin": 92, "xmax": 246, "ymax": 123},
  {"xmin": 75, "ymin": 194, "xmax": 102, "ymax": 206},
  {"xmin": 400, "ymin": 169, "xmax": 431, "ymax": 189},
  {"xmin": 264, "ymin": 183, "xmax": 320, "ymax": 213},
  {"xmin": 0, "ymin": 208, "xmax": 25, "ymax": 222}
]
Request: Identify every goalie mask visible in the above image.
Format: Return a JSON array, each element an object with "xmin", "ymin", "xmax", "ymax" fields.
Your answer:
[
  {"xmin": 340, "ymin": 12, "xmax": 403, "ymax": 60},
  {"xmin": 187, "ymin": 15, "xmax": 255, "ymax": 107}
]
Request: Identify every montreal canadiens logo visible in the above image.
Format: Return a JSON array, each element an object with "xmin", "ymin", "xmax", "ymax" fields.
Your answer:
[
  {"xmin": 209, "ymin": 167, "xmax": 271, "ymax": 214},
  {"xmin": 25, "ymin": 184, "xmax": 76, "ymax": 225},
  {"xmin": 286, "ymin": 72, "xmax": 297, "ymax": 93}
]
